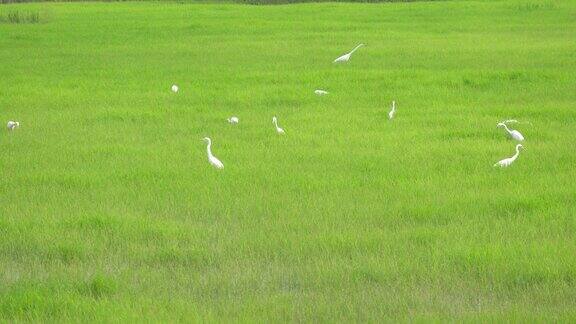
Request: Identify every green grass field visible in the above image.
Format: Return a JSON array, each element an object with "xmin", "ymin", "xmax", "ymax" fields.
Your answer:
[{"xmin": 1, "ymin": 0, "xmax": 576, "ymax": 321}]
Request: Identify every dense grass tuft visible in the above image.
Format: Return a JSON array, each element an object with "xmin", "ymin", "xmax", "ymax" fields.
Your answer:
[
  {"xmin": 0, "ymin": 9, "xmax": 41, "ymax": 24},
  {"xmin": 512, "ymin": 1, "xmax": 557, "ymax": 12},
  {"xmin": 80, "ymin": 275, "xmax": 118, "ymax": 299}
]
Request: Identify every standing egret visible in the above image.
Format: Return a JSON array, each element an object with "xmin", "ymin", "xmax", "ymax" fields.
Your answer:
[
  {"xmin": 333, "ymin": 44, "xmax": 365, "ymax": 63},
  {"xmin": 171, "ymin": 84, "xmax": 179, "ymax": 93},
  {"xmin": 202, "ymin": 137, "xmax": 224, "ymax": 169},
  {"xmin": 315, "ymin": 90, "xmax": 329, "ymax": 96},
  {"xmin": 227, "ymin": 116, "xmax": 239, "ymax": 124},
  {"xmin": 7, "ymin": 121, "xmax": 19, "ymax": 130},
  {"xmin": 494, "ymin": 144, "xmax": 523, "ymax": 168},
  {"xmin": 388, "ymin": 101, "xmax": 396, "ymax": 120},
  {"xmin": 272, "ymin": 116, "xmax": 285, "ymax": 134},
  {"xmin": 497, "ymin": 123, "xmax": 524, "ymax": 141}
]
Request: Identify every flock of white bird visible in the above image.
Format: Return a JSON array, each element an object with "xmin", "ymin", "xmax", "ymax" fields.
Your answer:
[
  {"xmin": 493, "ymin": 119, "xmax": 526, "ymax": 168},
  {"xmin": 5, "ymin": 43, "xmax": 527, "ymax": 170},
  {"xmin": 183, "ymin": 44, "xmax": 369, "ymax": 170}
]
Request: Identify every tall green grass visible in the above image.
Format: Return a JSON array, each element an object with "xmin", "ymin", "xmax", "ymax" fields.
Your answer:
[
  {"xmin": 0, "ymin": 0, "xmax": 575, "ymax": 321},
  {"xmin": 0, "ymin": 9, "xmax": 40, "ymax": 23}
]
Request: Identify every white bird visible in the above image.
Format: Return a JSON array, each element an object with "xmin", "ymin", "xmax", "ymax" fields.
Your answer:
[
  {"xmin": 272, "ymin": 116, "xmax": 285, "ymax": 134},
  {"xmin": 171, "ymin": 84, "xmax": 179, "ymax": 93},
  {"xmin": 7, "ymin": 121, "xmax": 19, "ymax": 130},
  {"xmin": 499, "ymin": 119, "xmax": 519, "ymax": 125},
  {"xmin": 494, "ymin": 144, "xmax": 523, "ymax": 168},
  {"xmin": 499, "ymin": 119, "xmax": 532, "ymax": 126},
  {"xmin": 388, "ymin": 101, "xmax": 396, "ymax": 120},
  {"xmin": 333, "ymin": 44, "xmax": 365, "ymax": 63},
  {"xmin": 202, "ymin": 137, "xmax": 224, "ymax": 169},
  {"xmin": 497, "ymin": 122, "xmax": 524, "ymax": 141},
  {"xmin": 315, "ymin": 90, "xmax": 329, "ymax": 96},
  {"xmin": 227, "ymin": 116, "xmax": 239, "ymax": 124}
]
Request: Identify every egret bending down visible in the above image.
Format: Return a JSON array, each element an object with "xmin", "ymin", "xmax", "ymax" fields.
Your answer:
[
  {"xmin": 171, "ymin": 84, "xmax": 179, "ymax": 93},
  {"xmin": 388, "ymin": 101, "xmax": 396, "ymax": 120},
  {"xmin": 497, "ymin": 123, "xmax": 524, "ymax": 141},
  {"xmin": 494, "ymin": 144, "xmax": 523, "ymax": 168},
  {"xmin": 203, "ymin": 137, "xmax": 224, "ymax": 169},
  {"xmin": 333, "ymin": 44, "xmax": 365, "ymax": 63},
  {"xmin": 272, "ymin": 116, "xmax": 285, "ymax": 134},
  {"xmin": 315, "ymin": 90, "xmax": 329, "ymax": 96},
  {"xmin": 7, "ymin": 121, "xmax": 19, "ymax": 130},
  {"xmin": 227, "ymin": 116, "xmax": 239, "ymax": 124}
]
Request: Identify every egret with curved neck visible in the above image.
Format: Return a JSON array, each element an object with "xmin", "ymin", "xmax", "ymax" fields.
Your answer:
[
  {"xmin": 203, "ymin": 137, "xmax": 224, "ymax": 169},
  {"xmin": 272, "ymin": 116, "xmax": 285, "ymax": 134},
  {"xmin": 388, "ymin": 101, "xmax": 396, "ymax": 120},
  {"xmin": 494, "ymin": 144, "xmax": 523, "ymax": 167},
  {"xmin": 497, "ymin": 122, "xmax": 524, "ymax": 141},
  {"xmin": 333, "ymin": 44, "xmax": 365, "ymax": 63}
]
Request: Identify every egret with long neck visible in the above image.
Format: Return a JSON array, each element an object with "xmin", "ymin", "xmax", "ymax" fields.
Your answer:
[
  {"xmin": 497, "ymin": 122, "xmax": 524, "ymax": 141},
  {"xmin": 272, "ymin": 116, "xmax": 285, "ymax": 134},
  {"xmin": 333, "ymin": 44, "xmax": 365, "ymax": 63},
  {"xmin": 494, "ymin": 144, "xmax": 523, "ymax": 167},
  {"xmin": 203, "ymin": 137, "xmax": 224, "ymax": 169},
  {"xmin": 388, "ymin": 101, "xmax": 396, "ymax": 120}
]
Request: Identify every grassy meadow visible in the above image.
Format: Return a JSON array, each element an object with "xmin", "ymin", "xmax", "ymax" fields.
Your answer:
[{"xmin": 1, "ymin": 0, "xmax": 576, "ymax": 321}]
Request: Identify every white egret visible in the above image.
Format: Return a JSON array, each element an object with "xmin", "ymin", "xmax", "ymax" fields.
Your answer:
[
  {"xmin": 171, "ymin": 84, "xmax": 179, "ymax": 93},
  {"xmin": 315, "ymin": 90, "xmax": 329, "ymax": 96},
  {"xmin": 497, "ymin": 123, "xmax": 524, "ymax": 141},
  {"xmin": 7, "ymin": 121, "xmax": 19, "ymax": 130},
  {"xmin": 202, "ymin": 137, "xmax": 224, "ymax": 169},
  {"xmin": 227, "ymin": 116, "xmax": 239, "ymax": 124},
  {"xmin": 333, "ymin": 44, "xmax": 365, "ymax": 63},
  {"xmin": 499, "ymin": 119, "xmax": 532, "ymax": 126},
  {"xmin": 499, "ymin": 119, "xmax": 519, "ymax": 124},
  {"xmin": 272, "ymin": 116, "xmax": 285, "ymax": 134},
  {"xmin": 388, "ymin": 101, "xmax": 396, "ymax": 120},
  {"xmin": 494, "ymin": 144, "xmax": 523, "ymax": 168}
]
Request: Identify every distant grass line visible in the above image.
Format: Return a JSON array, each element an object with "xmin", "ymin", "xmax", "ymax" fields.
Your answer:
[
  {"xmin": 0, "ymin": 0, "xmax": 442, "ymax": 4},
  {"xmin": 236, "ymin": 0, "xmax": 442, "ymax": 4}
]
